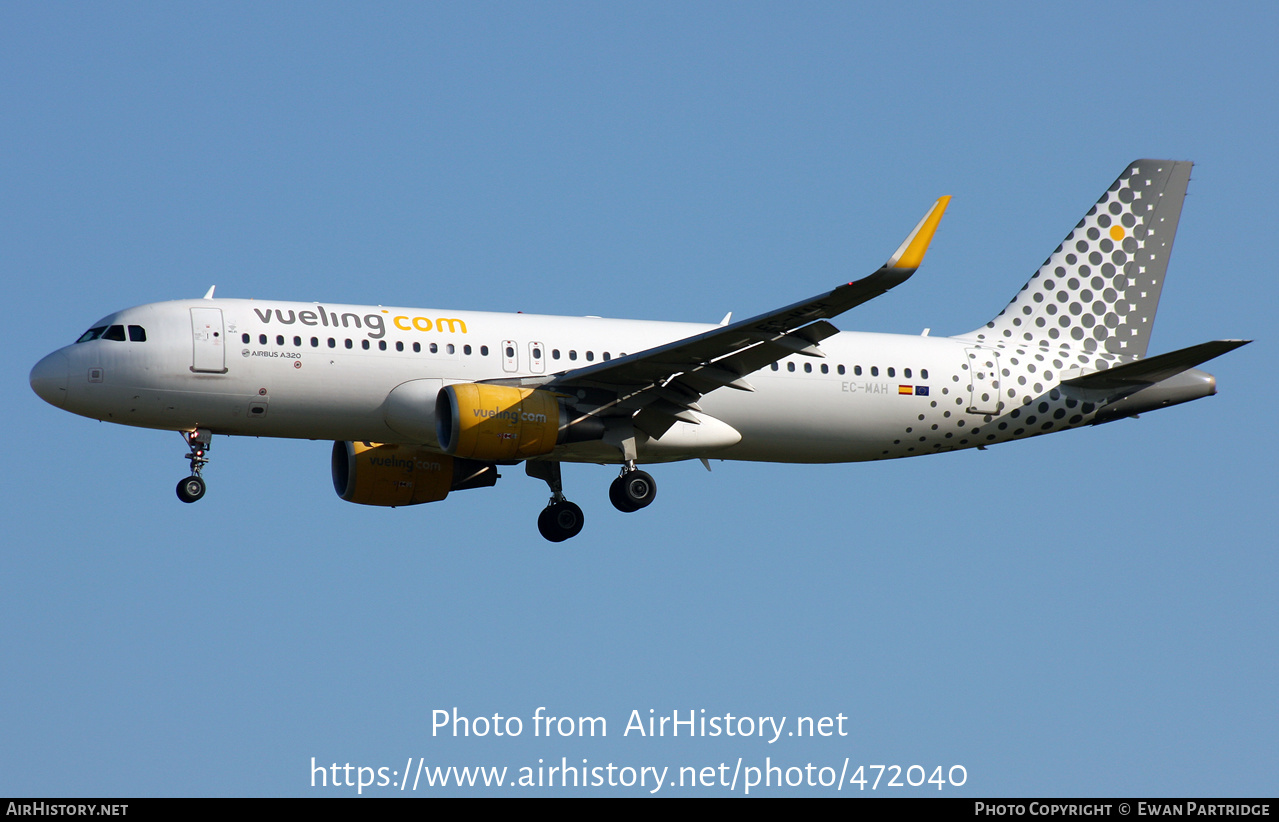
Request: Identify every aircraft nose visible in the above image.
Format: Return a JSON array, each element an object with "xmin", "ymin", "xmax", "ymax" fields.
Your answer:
[{"xmin": 30, "ymin": 351, "xmax": 70, "ymax": 408}]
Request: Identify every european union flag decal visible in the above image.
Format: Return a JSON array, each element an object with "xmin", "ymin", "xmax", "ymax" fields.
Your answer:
[{"xmin": 915, "ymin": 386, "xmax": 929, "ymax": 396}]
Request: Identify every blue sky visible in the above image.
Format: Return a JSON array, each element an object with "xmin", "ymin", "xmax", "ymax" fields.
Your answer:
[{"xmin": 3, "ymin": 2, "xmax": 1275, "ymax": 796}]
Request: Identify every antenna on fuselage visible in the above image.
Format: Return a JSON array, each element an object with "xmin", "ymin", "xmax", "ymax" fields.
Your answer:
[{"xmin": 203, "ymin": 286, "xmax": 216, "ymax": 300}]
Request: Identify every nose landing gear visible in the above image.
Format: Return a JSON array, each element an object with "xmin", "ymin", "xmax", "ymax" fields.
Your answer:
[{"xmin": 176, "ymin": 429, "xmax": 211, "ymax": 503}]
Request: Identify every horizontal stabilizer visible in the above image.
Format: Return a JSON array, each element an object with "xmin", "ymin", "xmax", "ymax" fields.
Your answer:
[{"xmin": 1063, "ymin": 340, "xmax": 1250, "ymax": 391}]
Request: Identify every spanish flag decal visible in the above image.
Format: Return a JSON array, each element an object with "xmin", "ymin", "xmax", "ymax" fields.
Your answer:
[{"xmin": 898, "ymin": 385, "xmax": 913, "ymax": 395}]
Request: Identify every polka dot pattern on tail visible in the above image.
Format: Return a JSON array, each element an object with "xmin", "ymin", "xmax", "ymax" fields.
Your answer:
[{"xmin": 963, "ymin": 161, "xmax": 1192, "ymax": 361}]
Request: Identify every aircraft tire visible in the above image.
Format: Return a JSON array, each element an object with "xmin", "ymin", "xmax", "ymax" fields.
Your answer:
[
  {"xmin": 609, "ymin": 477, "xmax": 640, "ymax": 513},
  {"xmin": 615, "ymin": 470, "xmax": 656, "ymax": 511},
  {"xmin": 176, "ymin": 475, "xmax": 206, "ymax": 503},
  {"xmin": 538, "ymin": 501, "xmax": 584, "ymax": 542}
]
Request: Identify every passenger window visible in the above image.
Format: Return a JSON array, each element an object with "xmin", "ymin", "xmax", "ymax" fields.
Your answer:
[
  {"xmin": 380, "ymin": 341, "xmax": 387, "ymax": 351},
  {"xmin": 328, "ymin": 338, "xmax": 336, "ymax": 348},
  {"xmin": 311, "ymin": 337, "xmax": 319, "ymax": 347},
  {"xmin": 464, "ymin": 345, "xmax": 472, "ymax": 355},
  {"xmin": 552, "ymin": 349, "xmax": 561, "ymax": 360},
  {"xmin": 820, "ymin": 363, "xmax": 828, "ymax": 374},
  {"xmin": 787, "ymin": 362, "xmax": 795, "ymax": 372},
  {"xmin": 887, "ymin": 367, "xmax": 895, "ymax": 378},
  {"xmin": 837, "ymin": 365, "xmax": 845, "ymax": 375},
  {"xmin": 505, "ymin": 345, "xmax": 515, "ymax": 358},
  {"xmin": 481, "ymin": 346, "xmax": 489, "ymax": 356},
  {"xmin": 771, "ymin": 363, "xmax": 779, "ymax": 371},
  {"xmin": 413, "ymin": 342, "xmax": 421, "ymax": 353},
  {"xmin": 870, "ymin": 366, "xmax": 878, "ymax": 377},
  {"xmin": 294, "ymin": 336, "xmax": 301, "ymax": 346},
  {"xmin": 361, "ymin": 340, "xmax": 369, "ymax": 350},
  {"xmin": 804, "ymin": 362, "xmax": 812, "ymax": 373},
  {"xmin": 242, "ymin": 333, "xmax": 251, "ymax": 344},
  {"xmin": 569, "ymin": 350, "xmax": 578, "ymax": 361},
  {"xmin": 430, "ymin": 343, "xmax": 438, "ymax": 354},
  {"xmin": 394, "ymin": 341, "xmax": 402, "ymax": 352},
  {"xmin": 276, "ymin": 335, "xmax": 284, "ymax": 346},
  {"xmin": 602, "ymin": 352, "xmax": 610, "ymax": 361},
  {"xmin": 447, "ymin": 344, "xmax": 455, "ymax": 355},
  {"xmin": 344, "ymin": 339, "xmax": 352, "ymax": 349},
  {"xmin": 904, "ymin": 368, "xmax": 912, "ymax": 379},
  {"xmin": 854, "ymin": 366, "xmax": 862, "ymax": 376},
  {"xmin": 921, "ymin": 369, "xmax": 929, "ymax": 379},
  {"xmin": 586, "ymin": 351, "xmax": 594, "ymax": 362}
]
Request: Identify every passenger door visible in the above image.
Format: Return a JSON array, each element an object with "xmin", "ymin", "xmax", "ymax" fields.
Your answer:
[{"xmin": 190, "ymin": 308, "xmax": 227, "ymax": 373}]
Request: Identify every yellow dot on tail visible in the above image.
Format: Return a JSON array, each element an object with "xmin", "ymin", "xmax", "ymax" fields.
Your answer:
[{"xmin": 1110, "ymin": 225, "xmax": 1125, "ymax": 241}]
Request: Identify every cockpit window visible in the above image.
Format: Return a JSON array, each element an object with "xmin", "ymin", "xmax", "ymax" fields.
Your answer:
[{"xmin": 78, "ymin": 324, "xmax": 147, "ymax": 343}]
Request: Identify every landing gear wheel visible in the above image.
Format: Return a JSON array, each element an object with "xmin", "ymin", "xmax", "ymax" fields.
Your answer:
[
  {"xmin": 538, "ymin": 501, "xmax": 584, "ymax": 542},
  {"xmin": 176, "ymin": 475, "xmax": 206, "ymax": 503},
  {"xmin": 609, "ymin": 469, "xmax": 656, "ymax": 512},
  {"xmin": 609, "ymin": 479, "xmax": 639, "ymax": 512}
]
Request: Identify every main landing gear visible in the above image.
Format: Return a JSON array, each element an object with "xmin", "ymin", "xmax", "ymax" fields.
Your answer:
[
  {"xmin": 526, "ymin": 460, "xmax": 660, "ymax": 542},
  {"xmin": 526, "ymin": 461, "xmax": 584, "ymax": 542},
  {"xmin": 176, "ymin": 429, "xmax": 211, "ymax": 503},
  {"xmin": 538, "ymin": 501, "xmax": 585, "ymax": 544},
  {"xmin": 608, "ymin": 464, "xmax": 657, "ymax": 513}
]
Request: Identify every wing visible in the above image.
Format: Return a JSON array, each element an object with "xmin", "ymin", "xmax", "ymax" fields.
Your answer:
[{"xmin": 511, "ymin": 196, "xmax": 950, "ymax": 437}]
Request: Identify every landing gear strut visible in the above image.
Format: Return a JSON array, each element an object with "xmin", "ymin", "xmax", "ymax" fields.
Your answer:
[
  {"xmin": 176, "ymin": 429, "xmax": 211, "ymax": 503},
  {"xmin": 526, "ymin": 461, "xmax": 584, "ymax": 542},
  {"xmin": 609, "ymin": 463, "xmax": 657, "ymax": 513}
]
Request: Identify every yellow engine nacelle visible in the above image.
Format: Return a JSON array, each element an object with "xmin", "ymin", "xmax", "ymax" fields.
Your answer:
[
  {"xmin": 331, "ymin": 441, "xmax": 497, "ymax": 507},
  {"xmin": 436, "ymin": 384, "xmax": 565, "ymax": 461}
]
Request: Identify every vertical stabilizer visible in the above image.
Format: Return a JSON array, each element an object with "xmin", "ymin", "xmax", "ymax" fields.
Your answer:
[{"xmin": 965, "ymin": 160, "xmax": 1192, "ymax": 359}]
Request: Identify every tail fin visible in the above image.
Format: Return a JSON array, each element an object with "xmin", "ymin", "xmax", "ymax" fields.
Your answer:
[{"xmin": 965, "ymin": 160, "xmax": 1192, "ymax": 359}]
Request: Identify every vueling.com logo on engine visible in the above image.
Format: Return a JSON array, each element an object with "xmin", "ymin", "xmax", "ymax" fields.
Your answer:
[{"xmin": 472, "ymin": 407, "xmax": 548, "ymax": 424}]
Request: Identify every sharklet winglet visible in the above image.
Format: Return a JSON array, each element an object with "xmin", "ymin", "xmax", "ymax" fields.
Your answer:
[{"xmin": 885, "ymin": 196, "xmax": 951, "ymax": 271}]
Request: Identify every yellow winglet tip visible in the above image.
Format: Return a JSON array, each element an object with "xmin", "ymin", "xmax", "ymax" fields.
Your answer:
[{"xmin": 885, "ymin": 195, "xmax": 951, "ymax": 270}]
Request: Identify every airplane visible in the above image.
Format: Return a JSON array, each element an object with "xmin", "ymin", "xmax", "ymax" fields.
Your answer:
[{"xmin": 30, "ymin": 160, "xmax": 1248, "ymax": 542}]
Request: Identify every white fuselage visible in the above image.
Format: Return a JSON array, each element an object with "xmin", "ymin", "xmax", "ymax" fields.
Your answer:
[
  {"xmin": 33, "ymin": 297, "xmax": 1122, "ymax": 465},
  {"xmin": 27, "ymin": 161, "xmax": 1236, "ymax": 542}
]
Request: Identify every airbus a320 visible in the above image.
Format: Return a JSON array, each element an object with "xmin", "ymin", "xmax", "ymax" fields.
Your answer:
[{"xmin": 30, "ymin": 160, "xmax": 1247, "ymax": 541}]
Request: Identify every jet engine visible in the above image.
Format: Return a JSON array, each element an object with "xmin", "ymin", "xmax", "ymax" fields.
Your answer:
[
  {"xmin": 435, "ymin": 384, "xmax": 603, "ymax": 461},
  {"xmin": 331, "ymin": 441, "xmax": 497, "ymax": 507}
]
